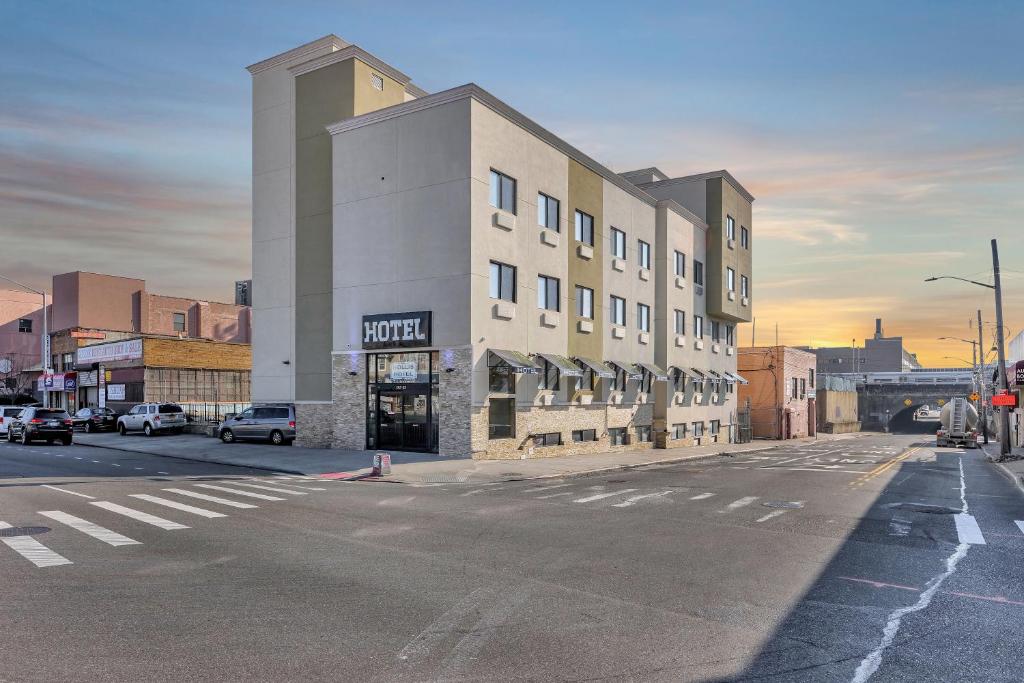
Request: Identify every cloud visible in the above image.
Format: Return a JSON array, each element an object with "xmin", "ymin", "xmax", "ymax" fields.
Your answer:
[{"xmin": 755, "ymin": 209, "xmax": 866, "ymax": 245}]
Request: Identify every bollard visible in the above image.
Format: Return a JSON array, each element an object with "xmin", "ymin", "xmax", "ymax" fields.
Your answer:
[{"xmin": 372, "ymin": 452, "xmax": 392, "ymax": 476}]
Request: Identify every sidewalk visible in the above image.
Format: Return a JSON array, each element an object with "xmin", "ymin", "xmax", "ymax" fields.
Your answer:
[
  {"xmin": 979, "ymin": 443, "xmax": 1024, "ymax": 495},
  {"xmin": 75, "ymin": 430, "xmax": 869, "ymax": 484}
]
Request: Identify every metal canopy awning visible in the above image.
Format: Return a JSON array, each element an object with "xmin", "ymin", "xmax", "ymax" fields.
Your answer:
[
  {"xmin": 488, "ymin": 349, "xmax": 540, "ymax": 374},
  {"xmin": 534, "ymin": 353, "xmax": 583, "ymax": 377},
  {"xmin": 637, "ymin": 362, "xmax": 669, "ymax": 381},
  {"xmin": 705, "ymin": 369, "xmax": 724, "ymax": 381},
  {"xmin": 728, "ymin": 371, "xmax": 749, "ymax": 384},
  {"xmin": 574, "ymin": 357, "xmax": 616, "ymax": 378},
  {"xmin": 689, "ymin": 368, "xmax": 706, "ymax": 379},
  {"xmin": 608, "ymin": 361, "xmax": 643, "ymax": 380}
]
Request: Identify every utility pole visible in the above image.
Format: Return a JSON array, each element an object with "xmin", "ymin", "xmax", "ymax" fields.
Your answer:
[
  {"xmin": 977, "ymin": 309, "xmax": 989, "ymax": 444},
  {"xmin": 992, "ymin": 239, "xmax": 1011, "ymax": 457}
]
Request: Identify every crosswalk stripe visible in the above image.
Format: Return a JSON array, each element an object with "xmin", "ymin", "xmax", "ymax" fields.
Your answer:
[
  {"xmin": 719, "ymin": 496, "xmax": 759, "ymax": 513},
  {"xmin": 231, "ymin": 483, "xmax": 308, "ymax": 496},
  {"xmin": 954, "ymin": 513, "xmax": 986, "ymax": 545},
  {"xmin": 756, "ymin": 510, "xmax": 787, "ymax": 523},
  {"xmin": 612, "ymin": 491, "xmax": 673, "ymax": 508},
  {"xmin": 162, "ymin": 488, "xmax": 258, "ymax": 509},
  {"xmin": 89, "ymin": 501, "xmax": 189, "ymax": 530},
  {"xmin": 1016, "ymin": 521, "xmax": 1024, "ymax": 536},
  {"xmin": 0, "ymin": 521, "xmax": 73, "ymax": 567},
  {"xmin": 535, "ymin": 491, "xmax": 573, "ymax": 499},
  {"xmin": 129, "ymin": 494, "xmax": 227, "ymax": 519},
  {"xmin": 194, "ymin": 484, "xmax": 284, "ymax": 501},
  {"xmin": 573, "ymin": 489, "xmax": 637, "ymax": 503},
  {"xmin": 689, "ymin": 493, "xmax": 715, "ymax": 500},
  {"xmin": 39, "ymin": 485, "xmax": 95, "ymax": 499},
  {"xmin": 38, "ymin": 511, "xmax": 141, "ymax": 546},
  {"xmin": 523, "ymin": 483, "xmax": 571, "ymax": 494}
]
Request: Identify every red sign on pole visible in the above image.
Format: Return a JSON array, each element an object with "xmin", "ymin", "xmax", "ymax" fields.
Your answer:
[{"xmin": 991, "ymin": 393, "xmax": 1017, "ymax": 407}]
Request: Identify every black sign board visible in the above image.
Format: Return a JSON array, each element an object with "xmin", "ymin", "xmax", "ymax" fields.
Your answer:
[
  {"xmin": 1014, "ymin": 361, "xmax": 1024, "ymax": 387},
  {"xmin": 362, "ymin": 311, "xmax": 432, "ymax": 350}
]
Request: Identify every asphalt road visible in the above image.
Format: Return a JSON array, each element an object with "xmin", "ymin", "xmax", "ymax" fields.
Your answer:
[{"xmin": 1, "ymin": 433, "xmax": 1021, "ymax": 682}]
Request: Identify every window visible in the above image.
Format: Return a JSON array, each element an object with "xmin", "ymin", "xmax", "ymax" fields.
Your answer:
[
  {"xmin": 537, "ymin": 275, "xmax": 559, "ymax": 311},
  {"xmin": 610, "ymin": 295, "xmax": 626, "ymax": 326},
  {"xmin": 488, "ymin": 366, "xmax": 515, "ymax": 394},
  {"xmin": 741, "ymin": 275, "xmax": 750, "ymax": 298},
  {"xmin": 672, "ymin": 423, "xmax": 687, "ymax": 439},
  {"xmin": 575, "ymin": 285, "xmax": 594, "ymax": 319},
  {"xmin": 173, "ymin": 312, "xmax": 186, "ymax": 332},
  {"xmin": 694, "ymin": 315, "xmax": 704, "ymax": 339},
  {"xmin": 711, "ymin": 320, "xmax": 720, "ymax": 342},
  {"xmin": 574, "ymin": 210, "xmax": 594, "ymax": 245},
  {"xmin": 538, "ymin": 357, "xmax": 560, "ymax": 391},
  {"xmin": 692, "ymin": 421, "xmax": 704, "ymax": 438},
  {"xmin": 674, "ymin": 251, "xmax": 685, "ymax": 277},
  {"xmin": 727, "ymin": 267, "xmax": 736, "ymax": 292},
  {"xmin": 609, "ymin": 427, "xmax": 628, "ymax": 446},
  {"xmin": 489, "ymin": 261, "xmax": 516, "ymax": 302},
  {"xmin": 18, "ymin": 318, "xmax": 32, "ymax": 333},
  {"xmin": 637, "ymin": 303, "xmax": 650, "ymax": 332},
  {"xmin": 710, "ymin": 419, "xmax": 720, "ymax": 435},
  {"xmin": 809, "ymin": 369, "xmax": 815, "ymax": 388},
  {"xmin": 489, "ymin": 398, "xmax": 515, "ymax": 439},
  {"xmin": 533, "ymin": 432, "xmax": 561, "ymax": 447},
  {"xmin": 489, "ymin": 170, "xmax": 516, "ymax": 213},
  {"xmin": 741, "ymin": 226, "xmax": 749, "ymax": 249},
  {"xmin": 674, "ymin": 309, "xmax": 685, "ymax": 335},
  {"xmin": 370, "ymin": 72, "xmax": 384, "ymax": 91},
  {"xmin": 538, "ymin": 193, "xmax": 559, "ymax": 231},
  {"xmin": 610, "ymin": 227, "xmax": 626, "ymax": 259},
  {"xmin": 577, "ymin": 367, "xmax": 597, "ymax": 393},
  {"xmin": 726, "ymin": 325, "xmax": 735, "ymax": 346},
  {"xmin": 726, "ymin": 215, "xmax": 736, "ymax": 240},
  {"xmin": 635, "ymin": 425, "xmax": 652, "ymax": 443},
  {"xmin": 572, "ymin": 429, "xmax": 597, "ymax": 442},
  {"xmin": 800, "ymin": 378, "xmax": 807, "ymax": 399},
  {"xmin": 612, "ymin": 367, "xmax": 627, "ymax": 392},
  {"xmin": 791, "ymin": 377, "xmax": 799, "ymax": 399},
  {"xmin": 694, "ymin": 260, "xmax": 705, "ymax": 286},
  {"xmin": 638, "ymin": 240, "xmax": 651, "ymax": 269}
]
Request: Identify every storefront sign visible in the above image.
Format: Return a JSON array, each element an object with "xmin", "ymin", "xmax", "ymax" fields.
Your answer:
[
  {"xmin": 78, "ymin": 371, "xmax": 98, "ymax": 387},
  {"xmin": 1014, "ymin": 361, "xmax": 1024, "ymax": 387},
  {"xmin": 106, "ymin": 384, "xmax": 126, "ymax": 401},
  {"xmin": 389, "ymin": 361, "xmax": 418, "ymax": 382},
  {"xmin": 991, "ymin": 393, "xmax": 1017, "ymax": 407},
  {"xmin": 63, "ymin": 373, "xmax": 77, "ymax": 391},
  {"xmin": 98, "ymin": 365, "xmax": 106, "ymax": 408},
  {"xmin": 361, "ymin": 312, "xmax": 431, "ymax": 350},
  {"xmin": 77, "ymin": 338, "xmax": 143, "ymax": 364}
]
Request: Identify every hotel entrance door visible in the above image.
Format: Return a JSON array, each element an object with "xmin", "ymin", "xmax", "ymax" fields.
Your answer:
[{"xmin": 377, "ymin": 390, "xmax": 429, "ymax": 451}]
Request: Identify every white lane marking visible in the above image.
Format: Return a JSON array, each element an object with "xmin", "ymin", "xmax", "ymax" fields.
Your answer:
[
  {"xmin": 756, "ymin": 510, "xmax": 787, "ymax": 523},
  {"xmin": 90, "ymin": 460, "xmax": 100, "ymax": 463},
  {"xmin": 522, "ymin": 483, "xmax": 571, "ymax": 494},
  {"xmin": 397, "ymin": 587, "xmax": 498, "ymax": 662},
  {"xmin": 39, "ymin": 511, "xmax": 140, "ymax": 546},
  {"xmin": 157, "ymin": 471, "xmax": 169, "ymax": 475},
  {"xmin": 851, "ymin": 456, "xmax": 973, "ymax": 683},
  {"xmin": 55, "ymin": 454, "xmax": 64, "ymax": 457},
  {"xmin": 573, "ymin": 489, "xmax": 637, "ymax": 503},
  {"xmin": 134, "ymin": 467, "xmax": 143, "ymax": 470},
  {"xmin": 718, "ymin": 496, "xmax": 758, "ymax": 513},
  {"xmin": 535, "ymin": 491, "xmax": 573, "ymax": 499},
  {"xmin": 460, "ymin": 487, "xmax": 505, "ymax": 497},
  {"xmin": 1016, "ymin": 521, "xmax": 1024, "ymax": 536},
  {"xmin": 689, "ymin": 493, "xmax": 715, "ymax": 500},
  {"xmin": 111, "ymin": 463, "xmax": 120, "ymax": 467},
  {"xmin": 612, "ymin": 491, "xmax": 673, "ymax": 508},
  {"xmin": 129, "ymin": 494, "xmax": 227, "ymax": 519},
  {"xmin": 954, "ymin": 514, "xmax": 986, "ymax": 545},
  {"xmin": 40, "ymin": 485, "xmax": 95, "ymax": 499},
  {"xmin": 89, "ymin": 501, "xmax": 189, "ymax": 530},
  {"xmin": 888, "ymin": 517, "xmax": 912, "ymax": 537},
  {"xmin": 163, "ymin": 488, "xmax": 258, "ymax": 509},
  {"xmin": 0, "ymin": 521, "xmax": 73, "ymax": 567},
  {"xmin": 194, "ymin": 484, "xmax": 284, "ymax": 501},
  {"xmin": 231, "ymin": 482, "xmax": 308, "ymax": 496},
  {"xmin": 73, "ymin": 457, "xmax": 83, "ymax": 460}
]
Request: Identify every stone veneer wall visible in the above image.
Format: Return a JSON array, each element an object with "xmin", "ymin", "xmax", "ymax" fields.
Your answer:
[
  {"xmin": 294, "ymin": 402, "xmax": 335, "ymax": 448},
  {"xmin": 332, "ymin": 353, "xmax": 367, "ymax": 450},
  {"xmin": 439, "ymin": 347, "xmax": 473, "ymax": 457}
]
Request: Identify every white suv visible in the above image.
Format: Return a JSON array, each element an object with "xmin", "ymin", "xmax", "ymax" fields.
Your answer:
[
  {"xmin": 117, "ymin": 403, "xmax": 187, "ymax": 436},
  {"xmin": 0, "ymin": 406, "xmax": 24, "ymax": 436}
]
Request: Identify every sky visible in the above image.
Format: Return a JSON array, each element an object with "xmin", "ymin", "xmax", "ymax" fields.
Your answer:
[{"xmin": 1, "ymin": 0, "xmax": 1022, "ymax": 367}]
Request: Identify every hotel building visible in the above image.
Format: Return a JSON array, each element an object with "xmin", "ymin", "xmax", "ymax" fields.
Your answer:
[{"xmin": 248, "ymin": 35, "xmax": 753, "ymax": 458}]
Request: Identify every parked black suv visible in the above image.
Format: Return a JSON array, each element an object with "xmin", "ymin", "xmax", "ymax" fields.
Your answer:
[
  {"xmin": 7, "ymin": 408, "xmax": 74, "ymax": 445},
  {"xmin": 72, "ymin": 407, "xmax": 118, "ymax": 432}
]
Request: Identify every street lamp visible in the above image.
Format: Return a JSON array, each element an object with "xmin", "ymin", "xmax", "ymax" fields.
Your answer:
[
  {"xmin": 0, "ymin": 274, "xmax": 50, "ymax": 408},
  {"xmin": 926, "ymin": 238, "xmax": 1011, "ymax": 457}
]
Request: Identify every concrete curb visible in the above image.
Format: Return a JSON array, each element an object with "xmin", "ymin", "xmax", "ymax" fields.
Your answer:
[
  {"xmin": 76, "ymin": 439, "xmax": 304, "ymax": 476},
  {"xmin": 979, "ymin": 444, "xmax": 1024, "ymax": 496}
]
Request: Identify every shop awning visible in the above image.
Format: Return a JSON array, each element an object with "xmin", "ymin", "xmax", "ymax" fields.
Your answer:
[
  {"xmin": 637, "ymin": 362, "xmax": 669, "ymax": 381},
  {"xmin": 534, "ymin": 353, "xmax": 583, "ymax": 377},
  {"xmin": 488, "ymin": 349, "xmax": 540, "ymax": 374},
  {"xmin": 727, "ymin": 371, "xmax": 749, "ymax": 384},
  {"xmin": 574, "ymin": 357, "xmax": 616, "ymax": 378},
  {"xmin": 608, "ymin": 361, "xmax": 643, "ymax": 380}
]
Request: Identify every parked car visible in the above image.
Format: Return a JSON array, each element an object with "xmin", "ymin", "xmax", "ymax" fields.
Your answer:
[
  {"xmin": 117, "ymin": 403, "xmax": 187, "ymax": 436},
  {"xmin": 0, "ymin": 406, "xmax": 24, "ymax": 436},
  {"xmin": 72, "ymin": 407, "xmax": 118, "ymax": 433},
  {"xmin": 7, "ymin": 407, "xmax": 73, "ymax": 445},
  {"xmin": 219, "ymin": 404, "xmax": 295, "ymax": 445}
]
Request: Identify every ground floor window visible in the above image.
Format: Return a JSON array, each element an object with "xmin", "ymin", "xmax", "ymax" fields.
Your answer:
[
  {"xmin": 635, "ymin": 425, "xmax": 652, "ymax": 443},
  {"xmin": 609, "ymin": 427, "xmax": 628, "ymax": 446},
  {"xmin": 572, "ymin": 429, "xmax": 597, "ymax": 442},
  {"xmin": 489, "ymin": 398, "xmax": 515, "ymax": 439},
  {"xmin": 710, "ymin": 420, "xmax": 720, "ymax": 435},
  {"xmin": 672, "ymin": 423, "xmax": 687, "ymax": 439},
  {"xmin": 366, "ymin": 351, "xmax": 439, "ymax": 452},
  {"xmin": 533, "ymin": 432, "xmax": 561, "ymax": 447},
  {"xmin": 692, "ymin": 421, "xmax": 704, "ymax": 438}
]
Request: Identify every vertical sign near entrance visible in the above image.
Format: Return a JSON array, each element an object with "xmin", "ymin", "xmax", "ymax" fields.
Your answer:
[{"xmin": 98, "ymin": 364, "xmax": 106, "ymax": 409}]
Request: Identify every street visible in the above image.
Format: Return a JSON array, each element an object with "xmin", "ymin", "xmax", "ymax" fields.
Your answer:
[{"xmin": 1, "ymin": 433, "xmax": 1023, "ymax": 681}]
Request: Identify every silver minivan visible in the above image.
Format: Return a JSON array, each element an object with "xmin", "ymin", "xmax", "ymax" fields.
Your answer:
[{"xmin": 219, "ymin": 404, "xmax": 295, "ymax": 445}]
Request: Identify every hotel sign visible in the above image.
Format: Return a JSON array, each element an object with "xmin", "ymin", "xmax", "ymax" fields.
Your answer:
[
  {"xmin": 361, "ymin": 311, "xmax": 431, "ymax": 350},
  {"xmin": 77, "ymin": 338, "xmax": 143, "ymax": 365}
]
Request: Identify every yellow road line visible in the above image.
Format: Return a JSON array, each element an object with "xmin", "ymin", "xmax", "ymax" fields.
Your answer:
[{"xmin": 851, "ymin": 447, "xmax": 918, "ymax": 487}]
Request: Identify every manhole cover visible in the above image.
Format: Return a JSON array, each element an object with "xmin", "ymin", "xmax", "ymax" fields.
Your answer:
[
  {"xmin": 0, "ymin": 526, "xmax": 51, "ymax": 537},
  {"xmin": 762, "ymin": 501, "xmax": 804, "ymax": 509}
]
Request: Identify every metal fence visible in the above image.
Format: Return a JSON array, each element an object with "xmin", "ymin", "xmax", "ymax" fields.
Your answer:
[{"xmin": 177, "ymin": 402, "xmax": 249, "ymax": 424}]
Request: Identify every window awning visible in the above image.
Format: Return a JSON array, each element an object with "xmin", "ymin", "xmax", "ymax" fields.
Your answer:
[
  {"xmin": 488, "ymin": 349, "xmax": 540, "ymax": 374},
  {"xmin": 705, "ymin": 369, "xmax": 723, "ymax": 381},
  {"xmin": 727, "ymin": 371, "xmax": 749, "ymax": 384},
  {"xmin": 574, "ymin": 356, "xmax": 616, "ymax": 378},
  {"xmin": 534, "ymin": 353, "xmax": 583, "ymax": 377},
  {"xmin": 689, "ymin": 368, "xmax": 706, "ymax": 379},
  {"xmin": 637, "ymin": 362, "xmax": 669, "ymax": 381},
  {"xmin": 608, "ymin": 360, "xmax": 643, "ymax": 380}
]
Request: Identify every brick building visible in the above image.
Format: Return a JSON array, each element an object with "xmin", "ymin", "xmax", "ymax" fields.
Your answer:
[
  {"xmin": 0, "ymin": 288, "xmax": 49, "ymax": 400},
  {"xmin": 737, "ymin": 346, "xmax": 816, "ymax": 439}
]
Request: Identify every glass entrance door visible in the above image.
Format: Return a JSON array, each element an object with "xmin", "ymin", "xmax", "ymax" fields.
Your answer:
[{"xmin": 377, "ymin": 390, "xmax": 429, "ymax": 451}]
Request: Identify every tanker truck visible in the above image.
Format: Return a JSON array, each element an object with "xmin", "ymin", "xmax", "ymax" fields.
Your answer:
[{"xmin": 935, "ymin": 397, "xmax": 979, "ymax": 448}]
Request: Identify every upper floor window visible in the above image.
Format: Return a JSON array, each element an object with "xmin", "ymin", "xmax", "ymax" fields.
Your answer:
[
  {"xmin": 575, "ymin": 285, "xmax": 594, "ymax": 319},
  {"xmin": 610, "ymin": 295, "xmax": 626, "ymax": 326},
  {"xmin": 537, "ymin": 275, "xmax": 559, "ymax": 311},
  {"xmin": 727, "ymin": 267, "xmax": 736, "ymax": 292},
  {"xmin": 726, "ymin": 215, "xmax": 736, "ymax": 240},
  {"xmin": 610, "ymin": 227, "xmax": 626, "ymax": 259},
  {"xmin": 711, "ymin": 320, "xmax": 721, "ymax": 342},
  {"xmin": 489, "ymin": 261, "xmax": 516, "ymax": 302},
  {"xmin": 694, "ymin": 314, "xmax": 704, "ymax": 339},
  {"xmin": 741, "ymin": 226, "xmax": 749, "ymax": 249},
  {"xmin": 637, "ymin": 303, "xmax": 650, "ymax": 332},
  {"xmin": 694, "ymin": 260, "xmax": 705, "ymax": 286},
  {"xmin": 809, "ymin": 369, "xmax": 815, "ymax": 387},
  {"xmin": 726, "ymin": 325, "xmax": 735, "ymax": 346},
  {"xmin": 18, "ymin": 318, "xmax": 32, "ymax": 333},
  {"xmin": 173, "ymin": 312, "xmax": 186, "ymax": 332},
  {"xmin": 638, "ymin": 240, "xmax": 651, "ymax": 270},
  {"xmin": 574, "ymin": 210, "xmax": 594, "ymax": 246},
  {"xmin": 741, "ymin": 274, "xmax": 750, "ymax": 298},
  {"xmin": 538, "ymin": 357, "xmax": 560, "ymax": 391},
  {"xmin": 674, "ymin": 251, "xmax": 685, "ymax": 277},
  {"xmin": 489, "ymin": 170, "xmax": 516, "ymax": 214},
  {"xmin": 538, "ymin": 193, "xmax": 559, "ymax": 231},
  {"xmin": 674, "ymin": 309, "xmax": 685, "ymax": 335}
]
